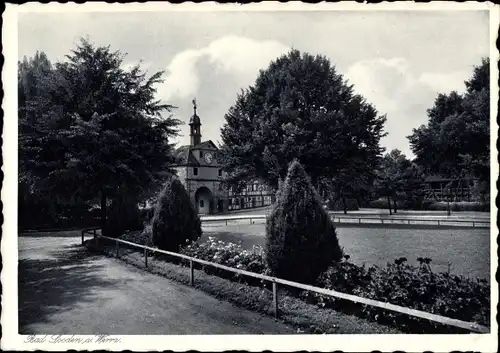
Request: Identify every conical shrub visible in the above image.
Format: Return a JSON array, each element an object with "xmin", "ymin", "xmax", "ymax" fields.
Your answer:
[
  {"xmin": 265, "ymin": 160, "xmax": 343, "ymax": 284},
  {"xmin": 151, "ymin": 178, "xmax": 202, "ymax": 252}
]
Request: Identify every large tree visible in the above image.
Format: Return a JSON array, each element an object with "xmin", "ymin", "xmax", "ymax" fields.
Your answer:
[
  {"xmin": 408, "ymin": 58, "xmax": 490, "ymax": 199},
  {"xmin": 19, "ymin": 39, "xmax": 181, "ymax": 233},
  {"xmin": 220, "ymin": 49, "xmax": 387, "ymax": 192}
]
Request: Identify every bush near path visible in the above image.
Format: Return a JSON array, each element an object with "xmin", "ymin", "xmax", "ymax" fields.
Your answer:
[
  {"xmin": 265, "ymin": 160, "xmax": 343, "ymax": 284},
  {"xmin": 151, "ymin": 178, "xmax": 202, "ymax": 252}
]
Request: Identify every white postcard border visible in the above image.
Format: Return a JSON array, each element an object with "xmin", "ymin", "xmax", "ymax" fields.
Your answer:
[{"xmin": 2, "ymin": 2, "xmax": 498, "ymax": 352}]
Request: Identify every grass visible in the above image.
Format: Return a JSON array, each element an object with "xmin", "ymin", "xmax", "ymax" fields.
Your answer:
[
  {"xmin": 86, "ymin": 239, "xmax": 399, "ymax": 334},
  {"xmin": 201, "ymin": 223, "xmax": 490, "ymax": 280}
]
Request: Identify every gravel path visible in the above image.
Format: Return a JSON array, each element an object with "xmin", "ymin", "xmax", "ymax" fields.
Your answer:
[{"xmin": 18, "ymin": 236, "xmax": 295, "ymax": 334}]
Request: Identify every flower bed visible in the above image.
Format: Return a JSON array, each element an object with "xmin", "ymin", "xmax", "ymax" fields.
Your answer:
[
  {"xmin": 119, "ymin": 232, "xmax": 489, "ymax": 332},
  {"xmin": 313, "ymin": 257, "xmax": 489, "ymax": 331}
]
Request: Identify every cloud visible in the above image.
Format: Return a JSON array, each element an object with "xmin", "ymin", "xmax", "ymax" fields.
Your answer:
[
  {"xmin": 346, "ymin": 57, "xmax": 421, "ymax": 113},
  {"xmin": 121, "ymin": 60, "xmax": 153, "ymax": 73},
  {"xmin": 418, "ymin": 72, "xmax": 469, "ymax": 94},
  {"xmin": 158, "ymin": 49, "xmax": 203, "ymax": 100},
  {"xmin": 346, "ymin": 57, "xmax": 469, "ymax": 113},
  {"xmin": 157, "ymin": 35, "xmax": 290, "ymax": 101},
  {"xmin": 345, "ymin": 58, "xmax": 470, "ymax": 156}
]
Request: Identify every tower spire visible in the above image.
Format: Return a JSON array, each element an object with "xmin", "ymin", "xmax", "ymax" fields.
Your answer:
[{"xmin": 189, "ymin": 97, "xmax": 201, "ymax": 146}]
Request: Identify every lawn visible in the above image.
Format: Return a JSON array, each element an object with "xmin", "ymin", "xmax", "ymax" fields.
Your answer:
[{"xmin": 201, "ymin": 223, "xmax": 490, "ymax": 280}]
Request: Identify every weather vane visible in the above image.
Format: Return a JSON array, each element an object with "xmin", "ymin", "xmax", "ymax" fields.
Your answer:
[{"xmin": 192, "ymin": 98, "xmax": 197, "ymax": 115}]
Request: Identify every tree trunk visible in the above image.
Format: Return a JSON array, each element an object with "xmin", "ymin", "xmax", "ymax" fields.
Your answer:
[
  {"xmin": 342, "ymin": 193, "xmax": 347, "ymax": 215},
  {"xmin": 101, "ymin": 189, "xmax": 107, "ymax": 233},
  {"xmin": 393, "ymin": 198, "xmax": 398, "ymax": 214},
  {"xmin": 387, "ymin": 195, "xmax": 392, "ymax": 215}
]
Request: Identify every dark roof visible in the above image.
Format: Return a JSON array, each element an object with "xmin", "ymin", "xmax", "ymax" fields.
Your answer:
[
  {"xmin": 189, "ymin": 114, "xmax": 201, "ymax": 125},
  {"xmin": 174, "ymin": 145, "xmax": 199, "ymax": 166},
  {"xmin": 174, "ymin": 140, "xmax": 219, "ymax": 166},
  {"xmin": 193, "ymin": 140, "xmax": 218, "ymax": 150},
  {"xmin": 424, "ymin": 175, "xmax": 475, "ymax": 183},
  {"xmin": 425, "ymin": 176, "xmax": 451, "ymax": 183}
]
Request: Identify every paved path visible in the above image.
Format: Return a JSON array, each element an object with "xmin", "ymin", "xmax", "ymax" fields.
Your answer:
[{"xmin": 18, "ymin": 235, "xmax": 295, "ymax": 334}]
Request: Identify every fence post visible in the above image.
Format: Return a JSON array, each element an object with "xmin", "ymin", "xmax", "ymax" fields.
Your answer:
[
  {"xmin": 116, "ymin": 241, "xmax": 120, "ymax": 258},
  {"xmin": 381, "ymin": 219, "xmax": 384, "ymax": 225},
  {"xmin": 190, "ymin": 260, "xmax": 194, "ymax": 286},
  {"xmin": 358, "ymin": 218, "xmax": 361, "ymax": 224},
  {"xmin": 472, "ymin": 221, "xmax": 475, "ymax": 228},
  {"xmin": 272, "ymin": 281, "xmax": 279, "ymax": 318},
  {"xmin": 93, "ymin": 228, "xmax": 97, "ymax": 238},
  {"xmin": 408, "ymin": 219, "xmax": 410, "ymax": 225},
  {"xmin": 437, "ymin": 220, "xmax": 440, "ymax": 226},
  {"xmin": 144, "ymin": 248, "xmax": 148, "ymax": 268},
  {"xmin": 226, "ymin": 219, "xmax": 228, "ymax": 226},
  {"xmin": 81, "ymin": 230, "xmax": 84, "ymax": 245}
]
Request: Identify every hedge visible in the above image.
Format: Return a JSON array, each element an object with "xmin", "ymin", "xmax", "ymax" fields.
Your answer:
[{"xmin": 369, "ymin": 198, "xmax": 489, "ymax": 212}]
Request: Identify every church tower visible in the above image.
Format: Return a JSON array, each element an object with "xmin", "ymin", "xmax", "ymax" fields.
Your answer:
[{"xmin": 189, "ymin": 98, "xmax": 201, "ymax": 146}]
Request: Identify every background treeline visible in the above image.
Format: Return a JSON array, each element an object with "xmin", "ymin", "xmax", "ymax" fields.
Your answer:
[
  {"xmin": 220, "ymin": 51, "xmax": 490, "ymax": 214},
  {"xmin": 18, "ymin": 42, "xmax": 490, "ymax": 230}
]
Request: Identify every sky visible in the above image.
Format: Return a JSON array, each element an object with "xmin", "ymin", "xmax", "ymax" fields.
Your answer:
[{"xmin": 17, "ymin": 8, "xmax": 490, "ymax": 157}]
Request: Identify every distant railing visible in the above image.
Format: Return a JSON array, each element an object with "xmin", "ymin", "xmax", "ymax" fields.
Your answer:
[
  {"xmin": 82, "ymin": 228, "xmax": 489, "ymax": 333},
  {"xmin": 200, "ymin": 215, "xmax": 490, "ymax": 228},
  {"xmin": 330, "ymin": 216, "xmax": 489, "ymax": 228}
]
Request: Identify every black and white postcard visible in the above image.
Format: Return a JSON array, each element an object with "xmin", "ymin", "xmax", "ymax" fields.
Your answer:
[{"xmin": 2, "ymin": 2, "xmax": 498, "ymax": 352}]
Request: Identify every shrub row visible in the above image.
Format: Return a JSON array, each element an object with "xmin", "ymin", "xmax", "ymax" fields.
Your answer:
[
  {"xmin": 120, "ymin": 232, "xmax": 489, "ymax": 331},
  {"xmin": 369, "ymin": 198, "xmax": 490, "ymax": 212},
  {"xmin": 426, "ymin": 201, "xmax": 490, "ymax": 212},
  {"xmin": 325, "ymin": 198, "xmax": 360, "ymax": 211}
]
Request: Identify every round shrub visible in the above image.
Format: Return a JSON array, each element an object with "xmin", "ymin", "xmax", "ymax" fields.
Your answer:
[
  {"xmin": 265, "ymin": 160, "xmax": 343, "ymax": 284},
  {"xmin": 151, "ymin": 178, "xmax": 202, "ymax": 252}
]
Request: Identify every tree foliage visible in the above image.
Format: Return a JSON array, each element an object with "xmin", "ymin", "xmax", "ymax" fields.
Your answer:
[
  {"xmin": 220, "ymin": 49, "xmax": 387, "ymax": 192},
  {"xmin": 19, "ymin": 39, "xmax": 181, "ymax": 230},
  {"xmin": 374, "ymin": 149, "xmax": 426, "ymax": 214},
  {"xmin": 265, "ymin": 160, "xmax": 343, "ymax": 284},
  {"xmin": 408, "ymin": 58, "xmax": 490, "ymax": 196},
  {"xmin": 151, "ymin": 178, "xmax": 202, "ymax": 252}
]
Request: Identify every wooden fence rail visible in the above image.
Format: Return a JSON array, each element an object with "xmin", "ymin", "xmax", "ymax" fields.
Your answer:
[
  {"xmin": 81, "ymin": 228, "xmax": 489, "ymax": 334},
  {"xmin": 81, "ymin": 227, "xmax": 100, "ymax": 245},
  {"xmin": 200, "ymin": 215, "xmax": 489, "ymax": 228}
]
